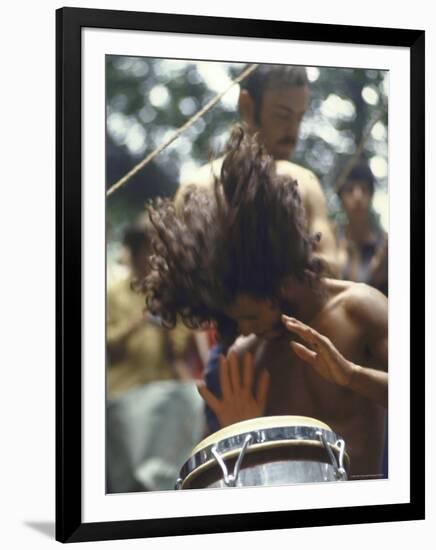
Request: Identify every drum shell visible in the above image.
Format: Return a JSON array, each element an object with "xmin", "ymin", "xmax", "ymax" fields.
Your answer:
[{"xmin": 178, "ymin": 418, "xmax": 349, "ymax": 490}]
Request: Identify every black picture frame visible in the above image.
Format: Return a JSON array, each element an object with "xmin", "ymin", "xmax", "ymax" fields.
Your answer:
[{"xmin": 56, "ymin": 6, "xmax": 425, "ymax": 543}]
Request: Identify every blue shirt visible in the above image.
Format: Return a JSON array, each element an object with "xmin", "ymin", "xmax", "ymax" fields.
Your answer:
[{"xmin": 204, "ymin": 343, "xmax": 223, "ymax": 433}]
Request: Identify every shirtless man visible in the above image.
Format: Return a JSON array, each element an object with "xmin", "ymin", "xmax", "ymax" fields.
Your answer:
[
  {"xmin": 175, "ymin": 64, "xmax": 339, "ymax": 274},
  {"xmin": 145, "ymin": 127, "xmax": 387, "ymax": 480},
  {"xmin": 336, "ymin": 159, "xmax": 388, "ymax": 295}
]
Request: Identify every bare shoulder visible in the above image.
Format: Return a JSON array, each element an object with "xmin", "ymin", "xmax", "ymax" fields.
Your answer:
[
  {"xmin": 275, "ymin": 160, "xmax": 319, "ymax": 192},
  {"xmin": 341, "ymin": 281, "xmax": 388, "ymax": 331},
  {"xmin": 276, "ymin": 160, "xmax": 327, "ymax": 219},
  {"xmin": 180, "ymin": 157, "xmax": 223, "ymax": 188},
  {"xmin": 275, "ymin": 160, "xmax": 316, "ymax": 181}
]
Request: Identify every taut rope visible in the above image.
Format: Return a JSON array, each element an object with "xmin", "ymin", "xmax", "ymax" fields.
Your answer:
[{"xmin": 106, "ymin": 63, "xmax": 259, "ymax": 197}]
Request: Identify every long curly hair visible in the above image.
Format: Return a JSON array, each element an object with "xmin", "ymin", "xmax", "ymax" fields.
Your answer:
[{"xmin": 139, "ymin": 125, "xmax": 321, "ymax": 345}]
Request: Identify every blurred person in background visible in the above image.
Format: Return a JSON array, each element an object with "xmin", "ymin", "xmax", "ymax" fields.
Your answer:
[
  {"xmin": 175, "ymin": 64, "xmax": 339, "ymax": 276},
  {"xmin": 335, "ymin": 160, "xmax": 388, "ymax": 296},
  {"xmin": 106, "ymin": 216, "xmax": 205, "ymax": 493}
]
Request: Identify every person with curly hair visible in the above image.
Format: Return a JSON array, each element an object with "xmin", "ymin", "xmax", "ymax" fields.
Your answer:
[{"xmin": 142, "ymin": 126, "xmax": 388, "ymax": 480}]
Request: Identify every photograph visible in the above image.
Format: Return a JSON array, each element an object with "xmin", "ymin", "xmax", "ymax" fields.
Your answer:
[{"xmin": 105, "ymin": 58, "xmax": 389, "ymax": 494}]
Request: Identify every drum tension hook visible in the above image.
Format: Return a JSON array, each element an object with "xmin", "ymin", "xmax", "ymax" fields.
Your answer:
[
  {"xmin": 316, "ymin": 430, "xmax": 347, "ymax": 481},
  {"xmin": 211, "ymin": 434, "xmax": 253, "ymax": 487}
]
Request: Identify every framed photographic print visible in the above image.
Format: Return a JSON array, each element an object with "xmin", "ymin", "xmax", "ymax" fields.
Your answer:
[{"xmin": 56, "ymin": 7, "xmax": 425, "ymax": 543}]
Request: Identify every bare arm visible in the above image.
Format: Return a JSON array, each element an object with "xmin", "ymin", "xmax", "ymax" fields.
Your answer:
[{"xmin": 347, "ymin": 365, "xmax": 387, "ymax": 408}]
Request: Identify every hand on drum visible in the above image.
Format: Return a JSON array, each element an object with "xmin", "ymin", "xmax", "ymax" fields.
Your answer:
[
  {"xmin": 197, "ymin": 351, "xmax": 270, "ymax": 429},
  {"xmin": 282, "ymin": 315, "xmax": 355, "ymax": 387}
]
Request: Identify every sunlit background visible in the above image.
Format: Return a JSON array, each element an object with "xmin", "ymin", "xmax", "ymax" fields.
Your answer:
[{"xmin": 106, "ymin": 57, "xmax": 388, "ymax": 282}]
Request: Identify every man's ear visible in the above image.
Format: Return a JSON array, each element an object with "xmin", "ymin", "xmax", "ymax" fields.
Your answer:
[{"xmin": 238, "ymin": 89, "xmax": 257, "ymax": 129}]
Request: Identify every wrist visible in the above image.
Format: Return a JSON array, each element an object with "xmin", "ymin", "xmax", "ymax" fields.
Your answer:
[{"xmin": 346, "ymin": 362, "xmax": 362, "ymax": 390}]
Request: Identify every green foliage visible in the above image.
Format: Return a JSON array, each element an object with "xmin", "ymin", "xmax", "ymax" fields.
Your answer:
[{"xmin": 106, "ymin": 57, "xmax": 388, "ymax": 230}]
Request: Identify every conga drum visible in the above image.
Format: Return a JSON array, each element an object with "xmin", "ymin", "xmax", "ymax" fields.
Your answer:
[{"xmin": 176, "ymin": 416, "xmax": 349, "ymax": 489}]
